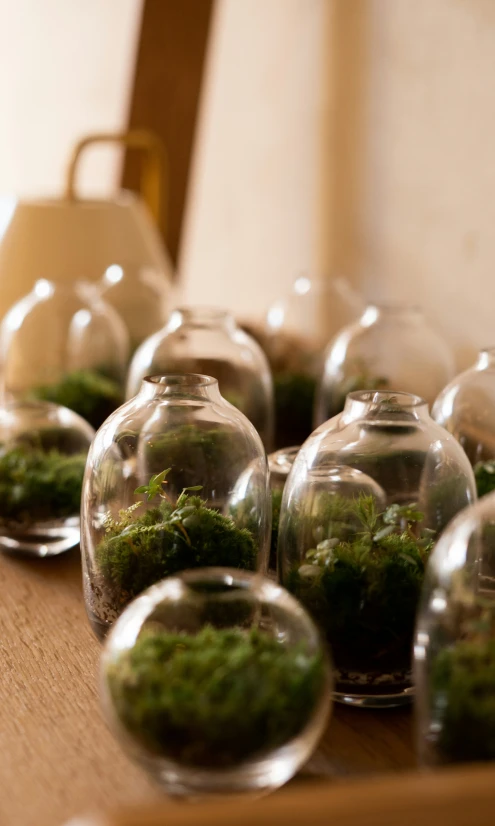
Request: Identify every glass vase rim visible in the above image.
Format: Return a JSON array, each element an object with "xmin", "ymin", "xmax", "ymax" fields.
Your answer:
[
  {"xmin": 268, "ymin": 446, "xmax": 300, "ymax": 475},
  {"xmin": 341, "ymin": 390, "xmax": 429, "ymax": 424},
  {"xmin": 363, "ymin": 302, "xmax": 422, "ymax": 314},
  {"xmin": 172, "ymin": 305, "xmax": 234, "ymax": 323},
  {"xmin": 346, "ymin": 389, "xmax": 427, "ymax": 407},
  {"xmin": 143, "ymin": 373, "xmax": 218, "ymax": 389}
]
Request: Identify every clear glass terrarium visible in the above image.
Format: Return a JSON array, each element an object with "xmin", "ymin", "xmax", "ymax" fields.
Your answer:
[
  {"xmin": 315, "ymin": 305, "xmax": 455, "ymax": 425},
  {"xmin": 257, "ymin": 276, "xmax": 362, "ymax": 449},
  {"xmin": 100, "ymin": 567, "xmax": 332, "ymax": 798},
  {"xmin": 98, "ymin": 262, "xmax": 172, "ymax": 356},
  {"xmin": 127, "ymin": 307, "xmax": 274, "ymax": 450},
  {"xmin": 0, "ymin": 400, "xmax": 94, "ymax": 556},
  {"xmin": 415, "ymin": 493, "xmax": 495, "ymax": 765},
  {"xmin": 268, "ymin": 446, "xmax": 299, "ymax": 571},
  {"xmin": 279, "ymin": 390, "xmax": 476, "ymax": 707},
  {"xmin": 0, "ymin": 279, "xmax": 129, "ymax": 430},
  {"xmin": 432, "ymin": 348, "xmax": 495, "ymax": 498},
  {"xmin": 81, "ymin": 374, "xmax": 270, "ymax": 640}
]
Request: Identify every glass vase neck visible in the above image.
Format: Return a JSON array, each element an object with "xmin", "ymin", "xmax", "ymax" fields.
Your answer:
[
  {"xmin": 341, "ymin": 390, "xmax": 429, "ymax": 425},
  {"xmin": 170, "ymin": 306, "xmax": 235, "ymax": 332},
  {"xmin": 475, "ymin": 348, "xmax": 495, "ymax": 370},
  {"xmin": 138, "ymin": 374, "xmax": 223, "ymax": 403},
  {"xmin": 361, "ymin": 304, "xmax": 422, "ymax": 327}
]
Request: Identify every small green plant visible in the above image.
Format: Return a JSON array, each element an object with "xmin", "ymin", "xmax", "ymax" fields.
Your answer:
[
  {"xmin": 106, "ymin": 624, "xmax": 325, "ymax": 767},
  {"xmin": 95, "ymin": 469, "xmax": 257, "ymax": 609},
  {"xmin": 287, "ymin": 494, "xmax": 434, "ymax": 687},
  {"xmin": 31, "ymin": 368, "xmax": 123, "ymax": 429},
  {"xmin": 0, "ymin": 444, "xmax": 86, "ymax": 524},
  {"xmin": 474, "ymin": 460, "xmax": 495, "ymax": 498}
]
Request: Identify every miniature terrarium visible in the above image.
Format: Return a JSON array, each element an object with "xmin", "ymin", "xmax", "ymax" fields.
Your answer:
[
  {"xmin": 0, "ymin": 279, "xmax": 129, "ymax": 429},
  {"xmin": 278, "ymin": 390, "xmax": 476, "ymax": 707},
  {"xmin": 268, "ymin": 446, "xmax": 299, "ymax": 571},
  {"xmin": 101, "ymin": 568, "xmax": 332, "ymax": 797},
  {"xmin": 432, "ymin": 348, "xmax": 495, "ymax": 498},
  {"xmin": 81, "ymin": 374, "xmax": 270, "ymax": 640},
  {"xmin": 0, "ymin": 400, "xmax": 94, "ymax": 555},
  {"xmin": 415, "ymin": 493, "xmax": 495, "ymax": 765},
  {"xmin": 98, "ymin": 263, "xmax": 171, "ymax": 355},
  {"xmin": 315, "ymin": 305, "xmax": 454, "ymax": 425},
  {"xmin": 257, "ymin": 276, "xmax": 362, "ymax": 448},
  {"xmin": 126, "ymin": 307, "xmax": 274, "ymax": 450}
]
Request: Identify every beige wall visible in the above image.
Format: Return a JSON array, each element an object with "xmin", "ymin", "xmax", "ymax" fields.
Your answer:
[{"xmin": 181, "ymin": 0, "xmax": 495, "ymax": 369}]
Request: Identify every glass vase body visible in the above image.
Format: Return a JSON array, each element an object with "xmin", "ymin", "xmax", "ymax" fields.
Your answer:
[
  {"xmin": 0, "ymin": 279, "xmax": 129, "ymax": 429},
  {"xmin": 316, "ymin": 305, "xmax": 455, "ymax": 425},
  {"xmin": 268, "ymin": 446, "xmax": 299, "ymax": 571},
  {"xmin": 415, "ymin": 493, "xmax": 495, "ymax": 766},
  {"xmin": 0, "ymin": 400, "xmax": 94, "ymax": 555},
  {"xmin": 127, "ymin": 308, "xmax": 274, "ymax": 450},
  {"xmin": 432, "ymin": 349, "xmax": 495, "ymax": 497},
  {"xmin": 99, "ymin": 263, "xmax": 172, "ymax": 356},
  {"xmin": 279, "ymin": 390, "xmax": 476, "ymax": 707},
  {"xmin": 260, "ymin": 276, "xmax": 363, "ymax": 449},
  {"xmin": 81, "ymin": 374, "xmax": 270, "ymax": 640},
  {"xmin": 100, "ymin": 568, "xmax": 332, "ymax": 798}
]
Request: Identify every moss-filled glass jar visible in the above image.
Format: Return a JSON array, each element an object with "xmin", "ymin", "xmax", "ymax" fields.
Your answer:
[
  {"xmin": 0, "ymin": 279, "xmax": 129, "ymax": 429},
  {"xmin": 415, "ymin": 493, "xmax": 495, "ymax": 765},
  {"xmin": 0, "ymin": 400, "xmax": 94, "ymax": 555},
  {"xmin": 260, "ymin": 276, "xmax": 362, "ymax": 449},
  {"xmin": 101, "ymin": 567, "xmax": 332, "ymax": 798},
  {"xmin": 126, "ymin": 307, "xmax": 274, "ymax": 450},
  {"xmin": 81, "ymin": 374, "xmax": 270, "ymax": 640},
  {"xmin": 315, "ymin": 305, "xmax": 454, "ymax": 425},
  {"xmin": 432, "ymin": 348, "xmax": 495, "ymax": 499},
  {"xmin": 279, "ymin": 390, "xmax": 476, "ymax": 707},
  {"xmin": 268, "ymin": 446, "xmax": 299, "ymax": 571},
  {"xmin": 99, "ymin": 263, "xmax": 172, "ymax": 356}
]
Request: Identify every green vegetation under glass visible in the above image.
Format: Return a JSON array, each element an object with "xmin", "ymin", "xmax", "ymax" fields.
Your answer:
[
  {"xmin": 273, "ymin": 371, "xmax": 316, "ymax": 449},
  {"xmin": 474, "ymin": 460, "xmax": 495, "ymax": 498},
  {"xmin": 95, "ymin": 470, "xmax": 257, "ymax": 610},
  {"xmin": 106, "ymin": 624, "xmax": 325, "ymax": 767},
  {"xmin": 31, "ymin": 368, "xmax": 123, "ymax": 429},
  {"xmin": 287, "ymin": 494, "xmax": 434, "ymax": 688},
  {"xmin": 0, "ymin": 444, "xmax": 86, "ymax": 524},
  {"xmin": 270, "ymin": 487, "xmax": 283, "ymax": 570}
]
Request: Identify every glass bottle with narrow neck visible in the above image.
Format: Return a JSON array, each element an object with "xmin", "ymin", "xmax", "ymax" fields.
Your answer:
[{"xmin": 127, "ymin": 306, "xmax": 274, "ymax": 450}]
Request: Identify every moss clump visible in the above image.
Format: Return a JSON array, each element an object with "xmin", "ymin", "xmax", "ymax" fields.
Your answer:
[
  {"xmin": 474, "ymin": 460, "xmax": 495, "ymax": 498},
  {"xmin": 31, "ymin": 368, "xmax": 123, "ymax": 429},
  {"xmin": 273, "ymin": 371, "xmax": 316, "ymax": 449},
  {"xmin": 107, "ymin": 624, "xmax": 325, "ymax": 767},
  {"xmin": 431, "ymin": 639, "xmax": 495, "ymax": 763},
  {"xmin": 270, "ymin": 487, "xmax": 283, "ymax": 570},
  {"xmin": 95, "ymin": 472, "xmax": 257, "ymax": 607},
  {"xmin": 0, "ymin": 444, "xmax": 86, "ymax": 524},
  {"xmin": 287, "ymin": 495, "xmax": 434, "ymax": 685}
]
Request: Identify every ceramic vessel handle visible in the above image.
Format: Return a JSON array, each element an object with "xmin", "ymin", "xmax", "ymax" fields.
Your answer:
[{"xmin": 64, "ymin": 130, "xmax": 166, "ymax": 228}]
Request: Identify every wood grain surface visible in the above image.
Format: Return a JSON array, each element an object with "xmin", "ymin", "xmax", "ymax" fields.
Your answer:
[{"xmin": 0, "ymin": 549, "xmax": 415, "ymax": 826}]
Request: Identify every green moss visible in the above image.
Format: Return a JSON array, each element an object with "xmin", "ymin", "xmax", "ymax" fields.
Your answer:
[
  {"xmin": 475, "ymin": 460, "xmax": 495, "ymax": 498},
  {"xmin": 431, "ymin": 639, "xmax": 495, "ymax": 763},
  {"xmin": 107, "ymin": 624, "xmax": 325, "ymax": 767},
  {"xmin": 31, "ymin": 368, "xmax": 123, "ymax": 429},
  {"xmin": 286, "ymin": 495, "xmax": 434, "ymax": 684},
  {"xmin": 95, "ymin": 482, "xmax": 257, "ymax": 607},
  {"xmin": 0, "ymin": 444, "xmax": 86, "ymax": 524},
  {"xmin": 273, "ymin": 371, "xmax": 316, "ymax": 449},
  {"xmin": 270, "ymin": 487, "xmax": 283, "ymax": 570}
]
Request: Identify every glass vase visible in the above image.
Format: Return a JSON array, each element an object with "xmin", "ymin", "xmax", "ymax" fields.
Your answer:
[
  {"xmin": 432, "ymin": 348, "xmax": 495, "ymax": 498},
  {"xmin": 315, "ymin": 305, "xmax": 455, "ymax": 425},
  {"xmin": 268, "ymin": 446, "xmax": 299, "ymax": 572},
  {"xmin": 0, "ymin": 400, "xmax": 94, "ymax": 555},
  {"xmin": 127, "ymin": 307, "xmax": 274, "ymax": 450},
  {"xmin": 81, "ymin": 374, "xmax": 270, "ymax": 640},
  {"xmin": 100, "ymin": 567, "xmax": 332, "ymax": 798},
  {"xmin": 415, "ymin": 493, "xmax": 495, "ymax": 765},
  {"xmin": 279, "ymin": 390, "xmax": 476, "ymax": 707},
  {"xmin": 0, "ymin": 279, "xmax": 129, "ymax": 430}
]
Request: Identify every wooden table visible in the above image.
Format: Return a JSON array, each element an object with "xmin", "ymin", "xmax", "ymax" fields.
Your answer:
[{"xmin": 0, "ymin": 549, "xmax": 415, "ymax": 826}]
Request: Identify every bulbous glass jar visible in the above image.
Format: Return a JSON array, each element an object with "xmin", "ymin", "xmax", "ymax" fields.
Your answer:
[
  {"xmin": 279, "ymin": 390, "xmax": 476, "ymax": 707},
  {"xmin": 0, "ymin": 279, "xmax": 129, "ymax": 429},
  {"xmin": 268, "ymin": 446, "xmax": 299, "ymax": 571},
  {"xmin": 127, "ymin": 307, "xmax": 274, "ymax": 450},
  {"xmin": 98, "ymin": 262, "xmax": 172, "ymax": 355},
  {"xmin": 415, "ymin": 493, "xmax": 495, "ymax": 765},
  {"xmin": 100, "ymin": 567, "xmax": 332, "ymax": 798},
  {"xmin": 81, "ymin": 374, "xmax": 270, "ymax": 640},
  {"xmin": 432, "ymin": 348, "xmax": 495, "ymax": 498},
  {"xmin": 0, "ymin": 400, "xmax": 94, "ymax": 555},
  {"xmin": 315, "ymin": 305, "xmax": 455, "ymax": 425},
  {"xmin": 259, "ymin": 276, "xmax": 362, "ymax": 449}
]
